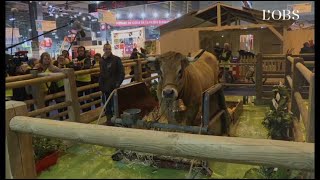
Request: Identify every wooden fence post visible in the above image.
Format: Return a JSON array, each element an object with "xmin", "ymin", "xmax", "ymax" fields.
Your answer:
[
  {"xmin": 6, "ymin": 101, "xmax": 36, "ymax": 178},
  {"xmin": 291, "ymin": 57, "xmax": 304, "ymax": 118},
  {"xmin": 62, "ymin": 68, "xmax": 81, "ymax": 122},
  {"xmin": 30, "ymin": 69, "xmax": 46, "ymax": 118},
  {"xmin": 307, "ymin": 74, "xmax": 314, "ymax": 143},
  {"xmin": 255, "ymin": 53, "xmax": 263, "ymax": 105},
  {"xmin": 134, "ymin": 59, "xmax": 143, "ymax": 82},
  {"xmin": 284, "ymin": 55, "xmax": 292, "ymax": 88}
]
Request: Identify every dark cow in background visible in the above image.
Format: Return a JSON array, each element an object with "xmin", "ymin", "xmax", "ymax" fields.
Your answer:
[
  {"xmin": 148, "ymin": 50, "xmax": 219, "ymax": 126},
  {"xmin": 238, "ymin": 50, "xmax": 255, "ymax": 58}
]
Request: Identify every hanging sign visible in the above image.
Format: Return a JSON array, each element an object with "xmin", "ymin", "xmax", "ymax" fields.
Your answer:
[{"xmin": 35, "ymin": 20, "xmax": 57, "ymax": 32}]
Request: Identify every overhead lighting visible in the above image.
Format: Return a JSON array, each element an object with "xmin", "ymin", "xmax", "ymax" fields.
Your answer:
[
  {"xmin": 153, "ymin": 12, "xmax": 158, "ymax": 18},
  {"xmin": 96, "ymin": 1, "xmax": 100, "ymax": 4},
  {"xmin": 49, "ymin": 5, "xmax": 52, "ymax": 8},
  {"xmin": 49, "ymin": 13, "xmax": 54, "ymax": 16},
  {"xmin": 165, "ymin": 12, "xmax": 170, "ymax": 18},
  {"xmin": 60, "ymin": 14, "xmax": 63, "ymax": 17},
  {"xmin": 55, "ymin": 14, "xmax": 59, "ymax": 18},
  {"xmin": 221, "ymin": 35, "xmax": 224, "ymax": 37},
  {"xmin": 28, "ymin": 29, "xmax": 32, "ymax": 32},
  {"xmin": 82, "ymin": 17, "xmax": 86, "ymax": 21},
  {"xmin": 52, "ymin": 32, "xmax": 56, "ymax": 35},
  {"xmin": 9, "ymin": 18, "xmax": 15, "ymax": 21},
  {"xmin": 91, "ymin": 19, "xmax": 97, "ymax": 22},
  {"xmin": 116, "ymin": 13, "xmax": 120, "ymax": 19},
  {"xmin": 79, "ymin": 12, "xmax": 82, "ymax": 15},
  {"xmin": 141, "ymin": 12, "xmax": 146, "ymax": 18},
  {"xmin": 128, "ymin": 13, "xmax": 133, "ymax": 19},
  {"xmin": 97, "ymin": 31, "xmax": 100, "ymax": 34},
  {"xmin": 74, "ymin": 15, "xmax": 77, "ymax": 18},
  {"xmin": 55, "ymin": 36, "xmax": 58, "ymax": 39},
  {"xmin": 87, "ymin": 16, "xmax": 91, "ymax": 19},
  {"xmin": 177, "ymin": 13, "xmax": 181, "ymax": 18}
]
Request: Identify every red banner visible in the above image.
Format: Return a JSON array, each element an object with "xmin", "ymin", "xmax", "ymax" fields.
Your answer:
[{"xmin": 113, "ymin": 19, "xmax": 172, "ymax": 27}]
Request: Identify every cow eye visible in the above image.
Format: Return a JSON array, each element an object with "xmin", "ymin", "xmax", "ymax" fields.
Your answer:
[{"xmin": 178, "ymin": 69, "xmax": 182, "ymax": 79}]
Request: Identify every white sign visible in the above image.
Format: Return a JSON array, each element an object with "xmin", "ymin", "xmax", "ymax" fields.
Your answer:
[{"xmin": 36, "ymin": 20, "xmax": 57, "ymax": 32}]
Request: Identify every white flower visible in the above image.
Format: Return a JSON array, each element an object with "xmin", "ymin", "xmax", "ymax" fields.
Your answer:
[
  {"xmin": 276, "ymin": 92, "xmax": 281, "ymax": 102},
  {"xmin": 273, "ymin": 167, "xmax": 278, "ymax": 171}
]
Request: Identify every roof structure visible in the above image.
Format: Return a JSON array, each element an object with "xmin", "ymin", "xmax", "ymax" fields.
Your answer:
[{"xmin": 157, "ymin": 2, "xmax": 295, "ymax": 36}]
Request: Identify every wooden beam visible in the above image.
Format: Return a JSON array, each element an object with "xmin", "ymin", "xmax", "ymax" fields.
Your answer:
[
  {"xmin": 307, "ymin": 74, "xmax": 314, "ymax": 143},
  {"xmin": 267, "ymin": 26, "xmax": 284, "ymax": 41},
  {"xmin": 217, "ymin": 2, "xmax": 221, "ymax": 27},
  {"xmin": 194, "ymin": 23, "xmax": 272, "ymax": 32},
  {"xmin": 6, "ymin": 101, "xmax": 36, "ymax": 178},
  {"xmin": 9, "ymin": 116, "xmax": 314, "ymax": 171}
]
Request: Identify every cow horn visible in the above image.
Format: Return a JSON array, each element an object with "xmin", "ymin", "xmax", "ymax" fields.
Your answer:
[
  {"xmin": 146, "ymin": 57, "xmax": 157, "ymax": 61},
  {"xmin": 187, "ymin": 57, "xmax": 195, "ymax": 62}
]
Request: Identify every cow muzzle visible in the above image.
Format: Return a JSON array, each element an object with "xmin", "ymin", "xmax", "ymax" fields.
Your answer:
[{"xmin": 162, "ymin": 87, "xmax": 178, "ymax": 99}]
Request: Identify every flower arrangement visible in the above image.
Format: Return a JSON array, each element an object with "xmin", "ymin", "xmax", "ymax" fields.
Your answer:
[{"xmin": 32, "ymin": 135, "xmax": 66, "ymax": 162}]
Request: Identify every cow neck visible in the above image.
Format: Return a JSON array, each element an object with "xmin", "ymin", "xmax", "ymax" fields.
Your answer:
[{"xmin": 178, "ymin": 67, "xmax": 188, "ymax": 102}]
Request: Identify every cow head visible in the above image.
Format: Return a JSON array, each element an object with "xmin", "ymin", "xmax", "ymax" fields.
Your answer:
[{"xmin": 147, "ymin": 51, "xmax": 189, "ymax": 100}]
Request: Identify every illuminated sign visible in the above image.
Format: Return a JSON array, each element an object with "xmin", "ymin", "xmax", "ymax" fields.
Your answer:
[
  {"xmin": 88, "ymin": 1, "xmax": 162, "ymax": 13},
  {"xmin": 112, "ymin": 19, "xmax": 172, "ymax": 27}
]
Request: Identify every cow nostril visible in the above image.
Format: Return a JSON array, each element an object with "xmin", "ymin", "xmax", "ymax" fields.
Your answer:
[{"xmin": 163, "ymin": 89, "xmax": 174, "ymax": 97}]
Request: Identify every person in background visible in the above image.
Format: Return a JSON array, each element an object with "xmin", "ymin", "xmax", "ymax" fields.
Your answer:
[
  {"xmin": 34, "ymin": 52, "xmax": 62, "ymax": 117},
  {"xmin": 27, "ymin": 58, "xmax": 40, "ymax": 69},
  {"xmin": 99, "ymin": 42, "xmax": 125, "ymax": 126},
  {"xmin": 300, "ymin": 42, "xmax": 313, "ymax": 54},
  {"xmin": 91, "ymin": 53, "xmax": 102, "ymax": 108},
  {"xmin": 62, "ymin": 50, "xmax": 71, "ymax": 63},
  {"xmin": 54, "ymin": 55, "xmax": 73, "ymax": 120},
  {"xmin": 73, "ymin": 46, "xmax": 93, "ymax": 113},
  {"xmin": 219, "ymin": 43, "xmax": 232, "ymax": 70}
]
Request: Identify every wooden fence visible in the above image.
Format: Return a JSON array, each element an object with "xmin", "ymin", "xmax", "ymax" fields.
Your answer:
[
  {"xmin": 5, "ymin": 58, "xmax": 159, "ymax": 125},
  {"xmin": 5, "ymin": 102, "xmax": 314, "ymax": 178}
]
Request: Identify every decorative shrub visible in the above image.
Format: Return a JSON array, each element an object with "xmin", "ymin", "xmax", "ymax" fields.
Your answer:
[
  {"xmin": 262, "ymin": 84, "xmax": 294, "ymax": 140},
  {"xmin": 32, "ymin": 135, "xmax": 66, "ymax": 162}
]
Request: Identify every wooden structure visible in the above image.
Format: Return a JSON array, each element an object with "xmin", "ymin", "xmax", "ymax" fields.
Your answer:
[
  {"xmin": 6, "ymin": 109, "xmax": 314, "ymax": 178},
  {"xmin": 157, "ymin": 2, "xmax": 295, "ymax": 55}
]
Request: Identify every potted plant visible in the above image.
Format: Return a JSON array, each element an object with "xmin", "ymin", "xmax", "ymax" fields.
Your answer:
[
  {"xmin": 32, "ymin": 135, "xmax": 66, "ymax": 174},
  {"xmin": 262, "ymin": 84, "xmax": 294, "ymax": 140}
]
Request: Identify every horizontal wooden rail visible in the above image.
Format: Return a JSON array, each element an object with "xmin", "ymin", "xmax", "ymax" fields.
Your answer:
[
  {"xmin": 80, "ymin": 99, "xmax": 102, "ymax": 110},
  {"xmin": 78, "ymin": 91, "xmax": 102, "ymax": 103},
  {"xmin": 125, "ymin": 75, "xmax": 134, "ymax": 79},
  {"xmin": 142, "ymin": 75, "xmax": 159, "ymax": 83},
  {"xmin": 28, "ymin": 101, "xmax": 72, "ymax": 117},
  {"xmin": 74, "ymin": 68, "xmax": 100, "ymax": 76},
  {"xmin": 6, "ymin": 74, "xmax": 34, "ymax": 83},
  {"xmin": 77, "ymin": 83, "xmax": 99, "ymax": 92},
  {"xmin": 220, "ymin": 63, "xmax": 256, "ymax": 66},
  {"xmin": 79, "ymin": 107, "xmax": 104, "ymax": 124},
  {"xmin": 9, "ymin": 116, "xmax": 314, "ymax": 171},
  {"xmin": 296, "ymin": 63, "xmax": 313, "ymax": 84},
  {"xmin": 123, "ymin": 62, "xmax": 137, "ymax": 67},
  {"xmin": 263, "ymin": 71, "xmax": 285, "ymax": 74},
  {"xmin": 50, "ymin": 111, "xmax": 69, "ymax": 120},
  {"xmin": 304, "ymin": 61, "xmax": 314, "ymax": 67},
  {"xmin": 262, "ymin": 74, "xmax": 284, "ymax": 78},
  {"xmin": 294, "ymin": 92, "xmax": 308, "ymax": 127},
  {"xmin": 6, "ymin": 73, "xmax": 67, "ymax": 89},
  {"xmin": 286, "ymin": 75, "xmax": 293, "ymax": 88},
  {"xmin": 222, "ymin": 83, "xmax": 255, "ymax": 87}
]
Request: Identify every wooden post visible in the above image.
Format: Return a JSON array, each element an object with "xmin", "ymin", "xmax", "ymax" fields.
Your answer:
[
  {"xmin": 217, "ymin": 2, "xmax": 221, "ymax": 27},
  {"xmin": 284, "ymin": 55, "xmax": 292, "ymax": 88},
  {"xmin": 6, "ymin": 101, "xmax": 36, "ymax": 178},
  {"xmin": 134, "ymin": 59, "xmax": 143, "ymax": 82},
  {"xmin": 62, "ymin": 68, "xmax": 81, "ymax": 122},
  {"xmin": 307, "ymin": 74, "xmax": 314, "ymax": 143},
  {"xmin": 30, "ymin": 69, "xmax": 46, "ymax": 118},
  {"xmin": 291, "ymin": 58, "xmax": 304, "ymax": 118},
  {"xmin": 255, "ymin": 53, "xmax": 263, "ymax": 105},
  {"xmin": 6, "ymin": 137, "xmax": 13, "ymax": 179}
]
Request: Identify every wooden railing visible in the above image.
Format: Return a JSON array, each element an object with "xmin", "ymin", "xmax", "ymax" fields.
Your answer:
[
  {"xmin": 285, "ymin": 56, "xmax": 314, "ymax": 144},
  {"xmin": 5, "ymin": 58, "xmax": 159, "ymax": 124},
  {"xmin": 5, "ymin": 101, "xmax": 315, "ymax": 178}
]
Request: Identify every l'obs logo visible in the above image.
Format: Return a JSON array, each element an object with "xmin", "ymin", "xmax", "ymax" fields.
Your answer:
[{"xmin": 263, "ymin": 10, "xmax": 300, "ymax": 20}]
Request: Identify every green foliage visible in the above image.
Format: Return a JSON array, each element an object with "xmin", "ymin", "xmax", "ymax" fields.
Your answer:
[
  {"xmin": 32, "ymin": 135, "xmax": 66, "ymax": 162},
  {"xmin": 149, "ymin": 81, "xmax": 159, "ymax": 102},
  {"xmin": 262, "ymin": 85, "xmax": 294, "ymax": 140},
  {"xmin": 243, "ymin": 166, "xmax": 303, "ymax": 179}
]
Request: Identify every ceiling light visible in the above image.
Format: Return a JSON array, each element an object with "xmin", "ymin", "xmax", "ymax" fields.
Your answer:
[
  {"xmin": 177, "ymin": 13, "xmax": 181, "ymax": 18},
  {"xmin": 9, "ymin": 18, "xmax": 15, "ymax": 21},
  {"xmin": 165, "ymin": 13, "xmax": 170, "ymax": 18},
  {"xmin": 28, "ymin": 29, "xmax": 32, "ymax": 32},
  {"xmin": 221, "ymin": 35, "xmax": 224, "ymax": 37},
  {"xmin": 153, "ymin": 12, "xmax": 158, "ymax": 18},
  {"xmin": 116, "ymin": 13, "xmax": 120, "ymax": 18},
  {"xmin": 141, "ymin": 13, "xmax": 146, "ymax": 18},
  {"xmin": 128, "ymin": 13, "xmax": 133, "ymax": 19},
  {"xmin": 97, "ymin": 31, "xmax": 100, "ymax": 34},
  {"xmin": 82, "ymin": 17, "xmax": 86, "ymax": 21},
  {"xmin": 55, "ymin": 14, "xmax": 59, "ymax": 18}
]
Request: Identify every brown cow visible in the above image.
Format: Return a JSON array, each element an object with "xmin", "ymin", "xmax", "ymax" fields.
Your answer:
[{"xmin": 152, "ymin": 50, "xmax": 219, "ymax": 126}]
